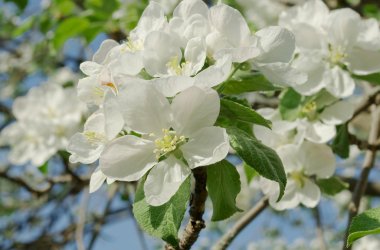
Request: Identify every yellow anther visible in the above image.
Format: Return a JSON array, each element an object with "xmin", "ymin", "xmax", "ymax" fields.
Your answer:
[
  {"xmin": 301, "ymin": 101, "xmax": 317, "ymax": 120},
  {"xmin": 328, "ymin": 45, "xmax": 347, "ymax": 65},
  {"xmin": 101, "ymin": 82, "xmax": 118, "ymax": 95},
  {"xmin": 153, "ymin": 129, "xmax": 186, "ymax": 159}
]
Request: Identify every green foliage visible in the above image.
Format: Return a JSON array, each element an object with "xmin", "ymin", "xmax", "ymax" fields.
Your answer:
[
  {"xmin": 243, "ymin": 162, "xmax": 257, "ymax": 184},
  {"xmin": 133, "ymin": 176, "xmax": 191, "ymax": 246},
  {"xmin": 216, "ymin": 98, "xmax": 272, "ymax": 130},
  {"xmin": 85, "ymin": 0, "xmax": 120, "ymax": 21},
  {"xmin": 5, "ymin": 0, "xmax": 28, "ymax": 10},
  {"xmin": 362, "ymin": 4, "xmax": 380, "ymax": 20},
  {"xmin": 279, "ymin": 88, "xmax": 302, "ymax": 120},
  {"xmin": 316, "ymin": 176, "xmax": 348, "ymax": 196},
  {"xmin": 353, "ymin": 73, "xmax": 380, "ymax": 85},
  {"xmin": 12, "ymin": 17, "xmax": 34, "ymax": 37},
  {"xmin": 38, "ymin": 161, "xmax": 49, "ymax": 175},
  {"xmin": 332, "ymin": 124, "xmax": 350, "ymax": 159},
  {"xmin": 53, "ymin": 17, "xmax": 90, "ymax": 50},
  {"xmin": 221, "ymin": 74, "xmax": 280, "ymax": 95},
  {"xmin": 227, "ymin": 127, "xmax": 286, "ymax": 201},
  {"xmin": 207, "ymin": 160, "xmax": 242, "ymax": 221},
  {"xmin": 348, "ymin": 207, "xmax": 380, "ymax": 247}
]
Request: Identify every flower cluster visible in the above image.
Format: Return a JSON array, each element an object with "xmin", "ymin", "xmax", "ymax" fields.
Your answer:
[
  {"xmin": 251, "ymin": 0, "xmax": 380, "ymax": 210},
  {"xmin": 66, "ymin": 0, "xmax": 309, "ymax": 206},
  {"xmin": 0, "ymin": 84, "xmax": 85, "ymax": 166}
]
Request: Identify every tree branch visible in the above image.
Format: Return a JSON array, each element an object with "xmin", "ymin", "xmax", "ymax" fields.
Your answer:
[
  {"xmin": 212, "ymin": 196, "xmax": 269, "ymax": 250},
  {"xmin": 313, "ymin": 205, "xmax": 327, "ymax": 250},
  {"xmin": 166, "ymin": 168, "xmax": 208, "ymax": 250},
  {"xmin": 343, "ymin": 105, "xmax": 380, "ymax": 250}
]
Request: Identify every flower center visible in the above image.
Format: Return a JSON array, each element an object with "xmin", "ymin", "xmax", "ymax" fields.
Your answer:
[
  {"xmin": 166, "ymin": 56, "xmax": 189, "ymax": 76},
  {"xmin": 124, "ymin": 39, "xmax": 144, "ymax": 52},
  {"xmin": 300, "ymin": 101, "xmax": 317, "ymax": 121},
  {"xmin": 153, "ymin": 129, "xmax": 186, "ymax": 159},
  {"xmin": 84, "ymin": 131, "xmax": 106, "ymax": 145},
  {"xmin": 328, "ymin": 44, "xmax": 347, "ymax": 66},
  {"xmin": 290, "ymin": 171, "xmax": 306, "ymax": 188}
]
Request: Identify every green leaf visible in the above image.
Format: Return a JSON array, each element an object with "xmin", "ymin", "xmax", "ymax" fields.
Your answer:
[
  {"xmin": 279, "ymin": 88, "xmax": 302, "ymax": 120},
  {"xmin": 332, "ymin": 124, "xmax": 350, "ymax": 159},
  {"xmin": 353, "ymin": 73, "xmax": 380, "ymax": 85},
  {"xmin": 217, "ymin": 98, "xmax": 272, "ymax": 129},
  {"xmin": 221, "ymin": 74, "xmax": 281, "ymax": 95},
  {"xmin": 38, "ymin": 161, "xmax": 49, "ymax": 175},
  {"xmin": 348, "ymin": 207, "xmax": 380, "ymax": 247},
  {"xmin": 133, "ymin": 176, "xmax": 190, "ymax": 246},
  {"xmin": 243, "ymin": 162, "xmax": 257, "ymax": 184},
  {"xmin": 227, "ymin": 127, "xmax": 286, "ymax": 201},
  {"xmin": 12, "ymin": 17, "xmax": 34, "ymax": 37},
  {"xmin": 207, "ymin": 160, "xmax": 242, "ymax": 221},
  {"xmin": 53, "ymin": 17, "xmax": 90, "ymax": 50},
  {"xmin": 316, "ymin": 176, "xmax": 348, "ymax": 196}
]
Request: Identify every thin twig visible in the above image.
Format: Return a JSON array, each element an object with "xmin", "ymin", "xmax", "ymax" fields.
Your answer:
[
  {"xmin": 212, "ymin": 196, "xmax": 269, "ymax": 250},
  {"xmin": 313, "ymin": 205, "xmax": 327, "ymax": 250},
  {"xmin": 347, "ymin": 89, "xmax": 380, "ymax": 123},
  {"xmin": 343, "ymin": 105, "xmax": 380, "ymax": 250}
]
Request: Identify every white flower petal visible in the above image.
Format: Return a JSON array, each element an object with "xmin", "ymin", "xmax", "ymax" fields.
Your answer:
[
  {"xmin": 118, "ymin": 84, "xmax": 171, "ymax": 135},
  {"xmin": 208, "ymin": 4, "xmax": 251, "ymax": 48},
  {"xmin": 80, "ymin": 61, "xmax": 102, "ymax": 76},
  {"xmin": 324, "ymin": 66, "xmax": 355, "ymax": 98},
  {"xmin": 326, "ymin": 8, "xmax": 360, "ymax": 49},
  {"xmin": 256, "ymin": 62, "xmax": 307, "ymax": 87},
  {"xmin": 89, "ymin": 167, "xmax": 107, "ymax": 193},
  {"xmin": 144, "ymin": 155, "xmax": 191, "ymax": 206},
  {"xmin": 173, "ymin": 0, "xmax": 208, "ymax": 19},
  {"xmin": 320, "ymin": 100, "xmax": 354, "ymax": 125},
  {"xmin": 267, "ymin": 179, "xmax": 299, "ymax": 211},
  {"xmin": 303, "ymin": 121, "xmax": 336, "ymax": 143},
  {"xmin": 301, "ymin": 141, "xmax": 335, "ymax": 178},
  {"xmin": 151, "ymin": 76, "xmax": 194, "ymax": 97},
  {"xmin": 93, "ymin": 39, "xmax": 119, "ymax": 64},
  {"xmin": 256, "ymin": 26, "xmax": 295, "ymax": 63},
  {"xmin": 347, "ymin": 48, "xmax": 380, "ymax": 75},
  {"xmin": 171, "ymin": 87, "xmax": 220, "ymax": 135},
  {"xmin": 356, "ymin": 18, "xmax": 380, "ymax": 51},
  {"xmin": 276, "ymin": 144, "xmax": 303, "ymax": 173},
  {"xmin": 100, "ymin": 135, "xmax": 156, "ymax": 181},
  {"xmin": 103, "ymin": 92, "xmax": 124, "ymax": 140},
  {"xmin": 143, "ymin": 31, "xmax": 182, "ymax": 76},
  {"xmin": 184, "ymin": 37, "xmax": 207, "ymax": 76},
  {"xmin": 67, "ymin": 133, "xmax": 103, "ymax": 164},
  {"xmin": 194, "ymin": 54, "xmax": 232, "ymax": 88},
  {"xmin": 110, "ymin": 51, "xmax": 144, "ymax": 76},
  {"xmin": 298, "ymin": 179, "xmax": 321, "ymax": 208},
  {"xmin": 181, "ymin": 126, "xmax": 229, "ymax": 169}
]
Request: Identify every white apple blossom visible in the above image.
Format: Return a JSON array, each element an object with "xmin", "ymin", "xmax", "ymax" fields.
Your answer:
[
  {"xmin": 255, "ymin": 97, "xmax": 355, "ymax": 145},
  {"xmin": 279, "ymin": 0, "xmax": 380, "ymax": 98},
  {"xmin": 206, "ymin": 3, "xmax": 306, "ymax": 87},
  {"xmin": 0, "ymin": 84, "xmax": 85, "ymax": 166},
  {"xmin": 99, "ymin": 85, "xmax": 229, "ymax": 206},
  {"xmin": 260, "ymin": 141, "xmax": 335, "ymax": 210}
]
